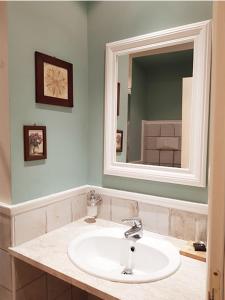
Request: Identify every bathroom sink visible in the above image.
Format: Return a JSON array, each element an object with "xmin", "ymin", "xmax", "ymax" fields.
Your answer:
[{"xmin": 68, "ymin": 227, "xmax": 181, "ymax": 283}]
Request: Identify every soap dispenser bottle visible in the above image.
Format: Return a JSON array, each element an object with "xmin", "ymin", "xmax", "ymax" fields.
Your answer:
[{"xmin": 87, "ymin": 190, "xmax": 102, "ymax": 220}]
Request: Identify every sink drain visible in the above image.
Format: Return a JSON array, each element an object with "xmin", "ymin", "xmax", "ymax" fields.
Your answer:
[
  {"xmin": 122, "ymin": 268, "xmax": 133, "ymax": 275},
  {"xmin": 84, "ymin": 217, "xmax": 96, "ymax": 223}
]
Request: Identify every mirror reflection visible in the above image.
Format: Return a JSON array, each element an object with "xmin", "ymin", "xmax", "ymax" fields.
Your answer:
[{"xmin": 116, "ymin": 45, "xmax": 193, "ymax": 168}]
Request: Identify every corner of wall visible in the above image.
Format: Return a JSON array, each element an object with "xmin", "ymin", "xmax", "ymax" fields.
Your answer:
[{"xmin": 0, "ymin": 2, "xmax": 12, "ymax": 204}]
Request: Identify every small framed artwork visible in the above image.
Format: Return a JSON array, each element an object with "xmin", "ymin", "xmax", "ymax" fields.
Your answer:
[
  {"xmin": 35, "ymin": 51, "xmax": 73, "ymax": 107},
  {"xmin": 116, "ymin": 130, "xmax": 123, "ymax": 152},
  {"xmin": 117, "ymin": 82, "xmax": 120, "ymax": 116},
  {"xmin": 24, "ymin": 125, "xmax": 47, "ymax": 161}
]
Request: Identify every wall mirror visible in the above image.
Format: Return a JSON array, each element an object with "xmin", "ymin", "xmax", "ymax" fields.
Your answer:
[{"xmin": 104, "ymin": 21, "xmax": 211, "ymax": 187}]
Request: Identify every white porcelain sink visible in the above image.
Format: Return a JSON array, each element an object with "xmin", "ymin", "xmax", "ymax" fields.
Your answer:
[{"xmin": 68, "ymin": 227, "xmax": 181, "ymax": 283}]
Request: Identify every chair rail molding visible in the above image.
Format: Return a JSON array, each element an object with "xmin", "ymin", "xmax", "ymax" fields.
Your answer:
[{"xmin": 0, "ymin": 185, "xmax": 208, "ymax": 216}]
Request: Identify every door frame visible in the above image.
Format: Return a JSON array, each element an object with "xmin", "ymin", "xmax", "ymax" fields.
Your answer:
[{"xmin": 207, "ymin": 2, "xmax": 225, "ymax": 300}]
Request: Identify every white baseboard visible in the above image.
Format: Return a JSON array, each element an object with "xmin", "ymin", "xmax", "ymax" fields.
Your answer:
[
  {"xmin": 0, "ymin": 185, "xmax": 90, "ymax": 216},
  {"xmin": 0, "ymin": 184, "xmax": 208, "ymax": 216},
  {"xmin": 92, "ymin": 186, "xmax": 208, "ymax": 215}
]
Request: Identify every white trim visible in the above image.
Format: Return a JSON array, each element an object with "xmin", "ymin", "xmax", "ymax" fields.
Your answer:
[
  {"xmin": 104, "ymin": 20, "xmax": 211, "ymax": 187},
  {"xmin": 0, "ymin": 184, "xmax": 208, "ymax": 217},
  {"xmin": 0, "ymin": 202, "xmax": 11, "ymax": 216},
  {"xmin": 92, "ymin": 185, "xmax": 208, "ymax": 215},
  {"xmin": 0, "ymin": 185, "xmax": 89, "ymax": 217},
  {"xmin": 0, "ymin": 2, "xmax": 11, "ymax": 204},
  {"xmin": 207, "ymin": 3, "xmax": 225, "ymax": 298},
  {"xmin": 128, "ymin": 160, "xmax": 143, "ymax": 164}
]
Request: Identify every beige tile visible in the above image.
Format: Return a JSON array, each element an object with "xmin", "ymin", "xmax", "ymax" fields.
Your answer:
[
  {"xmin": 144, "ymin": 124, "xmax": 160, "ymax": 137},
  {"xmin": 0, "ymin": 249, "xmax": 12, "ymax": 290},
  {"xmin": 178, "ymin": 137, "xmax": 182, "ymax": 150},
  {"xmin": 160, "ymin": 150, "xmax": 173, "ymax": 164},
  {"xmin": 47, "ymin": 274, "xmax": 71, "ymax": 300},
  {"xmin": 144, "ymin": 150, "xmax": 159, "ymax": 164},
  {"xmin": 0, "ymin": 286, "xmax": 13, "ymax": 300},
  {"xmin": 14, "ymin": 207, "xmax": 46, "ymax": 245},
  {"xmin": 98, "ymin": 195, "xmax": 111, "ymax": 220},
  {"xmin": 174, "ymin": 151, "xmax": 181, "ymax": 165},
  {"xmin": 139, "ymin": 203, "xmax": 170, "ymax": 235},
  {"xmin": 0, "ymin": 213, "xmax": 11, "ymax": 250},
  {"xmin": 72, "ymin": 286, "xmax": 88, "ymax": 300},
  {"xmin": 111, "ymin": 197, "xmax": 138, "ymax": 223},
  {"xmin": 170, "ymin": 209, "xmax": 196, "ymax": 240},
  {"xmin": 47, "ymin": 199, "xmax": 72, "ymax": 232},
  {"xmin": 174, "ymin": 123, "xmax": 182, "ymax": 137},
  {"xmin": 72, "ymin": 194, "xmax": 87, "ymax": 221},
  {"xmin": 156, "ymin": 137, "xmax": 179, "ymax": 150},
  {"xmin": 195, "ymin": 215, "xmax": 207, "ymax": 242},
  {"xmin": 14, "ymin": 258, "xmax": 44, "ymax": 290},
  {"xmin": 16, "ymin": 275, "xmax": 47, "ymax": 300},
  {"xmin": 160, "ymin": 124, "xmax": 175, "ymax": 136},
  {"xmin": 56, "ymin": 288, "xmax": 72, "ymax": 300},
  {"xmin": 144, "ymin": 137, "xmax": 157, "ymax": 150}
]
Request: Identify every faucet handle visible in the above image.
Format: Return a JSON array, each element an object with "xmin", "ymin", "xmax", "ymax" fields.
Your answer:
[{"xmin": 122, "ymin": 217, "xmax": 142, "ymax": 227}]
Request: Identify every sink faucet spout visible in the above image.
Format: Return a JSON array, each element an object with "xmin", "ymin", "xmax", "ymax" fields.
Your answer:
[{"xmin": 122, "ymin": 217, "xmax": 143, "ymax": 242}]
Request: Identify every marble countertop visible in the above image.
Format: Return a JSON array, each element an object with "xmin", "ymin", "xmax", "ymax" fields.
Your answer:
[{"xmin": 9, "ymin": 218, "xmax": 206, "ymax": 300}]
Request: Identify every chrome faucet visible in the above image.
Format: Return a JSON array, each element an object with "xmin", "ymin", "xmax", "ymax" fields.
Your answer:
[{"xmin": 122, "ymin": 217, "xmax": 143, "ymax": 242}]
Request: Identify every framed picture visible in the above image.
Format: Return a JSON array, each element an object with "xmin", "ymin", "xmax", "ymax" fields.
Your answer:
[
  {"xmin": 35, "ymin": 51, "xmax": 73, "ymax": 107},
  {"xmin": 117, "ymin": 82, "xmax": 120, "ymax": 116},
  {"xmin": 116, "ymin": 130, "xmax": 123, "ymax": 152},
  {"xmin": 24, "ymin": 125, "xmax": 47, "ymax": 161}
]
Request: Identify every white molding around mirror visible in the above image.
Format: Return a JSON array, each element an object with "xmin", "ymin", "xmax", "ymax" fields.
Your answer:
[{"xmin": 104, "ymin": 20, "xmax": 211, "ymax": 187}]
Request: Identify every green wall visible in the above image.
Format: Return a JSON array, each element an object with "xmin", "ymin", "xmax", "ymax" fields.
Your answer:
[
  {"xmin": 6, "ymin": 1, "xmax": 212, "ymax": 204},
  {"xmin": 145, "ymin": 51, "xmax": 193, "ymax": 120},
  {"xmin": 7, "ymin": 2, "xmax": 89, "ymax": 203},
  {"xmin": 128, "ymin": 60, "xmax": 148, "ymax": 162},
  {"xmin": 117, "ymin": 55, "xmax": 129, "ymax": 163},
  {"xmin": 87, "ymin": 1, "xmax": 212, "ymax": 203}
]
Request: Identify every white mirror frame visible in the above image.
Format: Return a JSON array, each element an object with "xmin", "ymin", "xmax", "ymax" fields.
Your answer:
[{"xmin": 104, "ymin": 20, "xmax": 211, "ymax": 187}]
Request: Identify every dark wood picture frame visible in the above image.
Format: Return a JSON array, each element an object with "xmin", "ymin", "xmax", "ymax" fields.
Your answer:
[
  {"xmin": 117, "ymin": 82, "xmax": 120, "ymax": 116},
  {"xmin": 116, "ymin": 130, "xmax": 123, "ymax": 153},
  {"xmin": 35, "ymin": 51, "xmax": 73, "ymax": 107},
  {"xmin": 24, "ymin": 125, "xmax": 47, "ymax": 161}
]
